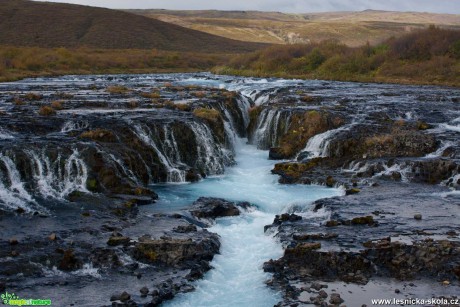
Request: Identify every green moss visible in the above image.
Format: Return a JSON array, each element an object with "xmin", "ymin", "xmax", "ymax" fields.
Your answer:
[
  {"xmin": 86, "ymin": 178, "xmax": 98, "ymax": 192},
  {"xmin": 346, "ymin": 188, "xmax": 361, "ymax": 195},
  {"xmin": 351, "ymin": 216, "xmax": 374, "ymax": 225}
]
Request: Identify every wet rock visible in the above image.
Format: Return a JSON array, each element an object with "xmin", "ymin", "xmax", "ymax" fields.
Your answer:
[
  {"xmin": 58, "ymin": 249, "xmax": 81, "ymax": 271},
  {"xmin": 173, "ymin": 224, "xmax": 198, "ymax": 233},
  {"xmin": 351, "ymin": 216, "xmax": 375, "ymax": 226},
  {"xmin": 269, "ymin": 147, "xmax": 288, "ymax": 160},
  {"xmin": 293, "ymin": 233, "xmax": 338, "ymax": 241},
  {"xmin": 310, "ymin": 282, "xmax": 327, "ymax": 291},
  {"xmin": 185, "ymin": 169, "xmax": 201, "ymax": 182},
  {"xmin": 9, "ymin": 238, "xmax": 18, "ymax": 245},
  {"xmin": 345, "ymin": 188, "xmax": 360, "ymax": 195},
  {"xmin": 140, "ymin": 287, "xmax": 149, "ymax": 296},
  {"xmin": 133, "ymin": 234, "xmax": 220, "ymax": 266},
  {"xmin": 329, "ymin": 293, "xmax": 344, "ymax": 305},
  {"xmin": 293, "ymin": 242, "xmax": 322, "ymax": 251},
  {"xmin": 110, "ymin": 291, "xmax": 131, "ymax": 302},
  {"xmin": 107, "ymin": 236, "xmax": 131, "ymax": 246},
  {"xmin": 414, "ymin": 213, "xmax": 422, "ymax": 220},
  {"xmin": 190, "ymin": 197, "xmax": 240, "ymax": 219},
  {"xmin": 274, "ymin": 214, "xmax": 302, "ymax": 225},
  {"xmin": 325, "ymin": 220, "xmax": 340, "ymax": 227},
  {"xmin": 326, "ymin": 176, "xmax": 337, "ymax": 187}
]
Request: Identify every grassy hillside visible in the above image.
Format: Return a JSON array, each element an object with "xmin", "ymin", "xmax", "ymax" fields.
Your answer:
[
  {"xmin": 213, "ymin": 27, "xmax": 460, "ymax": 87},
  {"xmin": 0, "ymin": 0, "xmax": 266, "ymax": 53},
  {"xmin": 0, "ymin": 47, "xmax": 227, "ymax": 82},
  {"xmin": 128, "ymin": 9, "xmax": 460, "ymax": 47}
]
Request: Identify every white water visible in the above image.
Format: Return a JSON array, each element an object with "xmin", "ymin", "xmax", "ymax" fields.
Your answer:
[
  {"xmin": 27, "ymin": 149, "xmax": 89, "ymax": 199},
  {"xmin": 0, "ymin": 154, "xmax": 38, "ymax": 212},
  {"xmin": 157, "ymin": 139, "xmax": 342, "ymax": 307}
]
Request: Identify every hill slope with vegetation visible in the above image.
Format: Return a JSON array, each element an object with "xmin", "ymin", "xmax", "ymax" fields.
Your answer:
[
  {"xmin": 0, "ymin": 0, "xmax": 265, "ymax": 53},
  {"xmin": 213, "ymin": 27, "xmax": 460, "ymax": 86},
  {"xmin": 127, "ymin": 9, "xmax": 460, "ymax": 47}
]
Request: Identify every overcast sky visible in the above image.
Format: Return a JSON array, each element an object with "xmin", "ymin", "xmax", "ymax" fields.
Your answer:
[{"xmin": 35, "ymin": 0, "xmax": 460, "ymax": 14}]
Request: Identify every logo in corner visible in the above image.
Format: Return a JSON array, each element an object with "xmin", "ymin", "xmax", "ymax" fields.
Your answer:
[{"xmin": 1, "ymin": 292, "xmax": 52, "ymax": 306}]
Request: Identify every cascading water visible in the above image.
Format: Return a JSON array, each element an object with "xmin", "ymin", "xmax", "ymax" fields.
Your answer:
[
  {"xmin": 156, "ymin": 139, "xmax": 343, "ymax": 307},
  {"xmin": 132, "ymin": 124, "xmax": 187, "ymax": 183},
  {"xmin": 187, "ymin": 121, "xmax": 230, "ymax": 173},
  {"xmin": 253, "ymin": 108, "xmax": 288, "ymax": 149},
  {"xmin": 0, "ymin": 153, "xmax": 37, "ymax": 212},
  {"xmin": 27, "ymin": 149, "xmax": 89, "ymax": 199}
]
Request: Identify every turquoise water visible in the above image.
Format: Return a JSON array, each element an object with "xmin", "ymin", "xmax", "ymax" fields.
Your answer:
[{"xmin": 154, "ymin": 139, "xmax": 343, "ymax": 307}]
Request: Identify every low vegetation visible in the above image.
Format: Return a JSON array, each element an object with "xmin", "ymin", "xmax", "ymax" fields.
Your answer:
[
  {"xmin": 0, "ymin": 46, "xmax": 227, "ymax": 82},
  {"xmin": 192, "ymin": 108, "xmax": 221, "ymax": 123},
  {"xmin": 79, "ymin": 129, "xmax": 117, "ymax": 142},
  {"xmin": 0, "ymin": 27, "xmax": 459, "ymax": 87},
  {"xmin": 214, "ymin": 27, "xmax": 460, "ymax": 87},
  {"xmin": 38, "ymin": 106, "xmax": 56, "ymax": 116}
]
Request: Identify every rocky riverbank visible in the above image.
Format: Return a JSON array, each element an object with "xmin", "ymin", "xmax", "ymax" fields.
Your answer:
[
  {"xmin": 248, "ymin": 79, "xmax": 460, "ymax": 306},
  {"xmin": 1, "ymin": 73, "xmax": 459, "ymax": 306}
]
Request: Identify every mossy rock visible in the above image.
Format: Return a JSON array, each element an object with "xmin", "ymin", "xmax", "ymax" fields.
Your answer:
[
  {"xmin": 107, "ymin": 236, "xmax": 130, "ymax": 246},
  {"xmin": 346, "ymin": 188, "xmax": 361, "ymax": 195},
  {"xmin": 325, "ymin": 176, "xmax": 337, "ymax": 187},
  {"xmin": 325, "ymin": 220, "xmax": 340, "ymax": 227},
  {"xmin": 79, "ymin": 129, "xmax": 117, "ymax": 142},
  {"xmin": 86, "ymin": 178, "xmax": 99, "ymax": 192},
  {"xmin": 351, "ymin": 216, "xmax": 374, "ymax": 225},
  {"xmin": 58, "ymin": 249, "xmax": 81, "ymax": 271}
]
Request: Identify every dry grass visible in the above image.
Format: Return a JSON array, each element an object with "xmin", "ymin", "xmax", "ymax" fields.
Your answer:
[
  {"xmin": 0, "ymin": 46, "xmax": 229, "ymax": 82},
  {"xmin": 140, "ymin": 91, "xmax": 161, "ymax": 99},
  {"xmin": 106, "ymin": 86, "xmax": 129, "ymax": 94},
  {"xmin": 79, "ymin": 129, "xmax": 116, "ymax": 142},
  {"xmin": 216, "ymin": 27, "xmax": 460, "ymax": 87},
  {"xmin": 131, "ymin": 9, "xmax": 460, "ymax": 47},
  {"xmin": 50, "ymin": 101, "xmax": 63, "ymax": 110},
  {"xmin": 192, "ymin": 108, "xmax": 221, "ymax": 122},
  {"xmin": 38, "ymin": 106, "xmax": 56, "ymax": 116}
]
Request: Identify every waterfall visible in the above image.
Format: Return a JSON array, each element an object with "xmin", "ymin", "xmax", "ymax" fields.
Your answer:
[
  {"xmin": 0, "ymin": 127, "xmax": 14, "ymax": 139},
  {"xmin": 106, "ymin": 152, "xmax": 141, "ymax": 185},
  {"xmin": 187, "ymin": 121, "xmax": 229, "ymax": 174},
  {"xmin": 236, "ymin": 96, "xmax": 251, "ymax": 129},
  {"xmin": 0, "ymin": 153, "xmax": 37, "ymax": 212},
  {"xmin": 253, "ymin": 108, "xmax": 287, "ymax": 149},
  {"xmin": 61, "ymin": 120, "xmax": 90, "ymax": 133},
  {"xmin": 132, "ymin": 124, "xmax": 186, "ymax": 183},
  {"xmin": 27, "ymin": 149, "xmax": 89, "ymax": 199},
  {"xmin": 297, "ymin": 123, "xmax": 355, "ymax": 159}
]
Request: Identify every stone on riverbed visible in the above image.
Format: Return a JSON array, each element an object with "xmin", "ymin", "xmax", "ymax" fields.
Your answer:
[{"xmin": 189, "ymin": 197, "xmax": 241, "ymax": 219}]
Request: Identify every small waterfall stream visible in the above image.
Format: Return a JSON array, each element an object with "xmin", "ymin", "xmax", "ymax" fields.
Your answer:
[{"xmin": 156, "ymin": 139, "xmax": 342, "ymax": 307}]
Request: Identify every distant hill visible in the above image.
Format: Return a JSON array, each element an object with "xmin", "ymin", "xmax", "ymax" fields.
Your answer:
[
  {"xmin": 0, "ymin": 0, "xmax": 266, "ymax": 53},
  {"xmin": 127, "ymin": 9, "xmax": 460, "ymax": 47}
]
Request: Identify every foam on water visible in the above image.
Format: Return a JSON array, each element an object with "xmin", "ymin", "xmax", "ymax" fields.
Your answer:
[{"xmin": 157, "ymin": 139, "xmax": 342, "ymax": 307}]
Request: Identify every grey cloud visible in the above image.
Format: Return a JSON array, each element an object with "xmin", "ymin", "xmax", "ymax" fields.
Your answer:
[{"xmin": 36, "ymin": 0, "xmax": 460, "ymax": 14}]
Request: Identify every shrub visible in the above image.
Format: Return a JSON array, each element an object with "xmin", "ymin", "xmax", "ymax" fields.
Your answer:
[
  {"xmin": 106, "ymin": 85, "xmax": 129, "ymax": 94},
  {"xmin": 25, "ymin": 92, "xmax": 42, "ymax": 100},
  {"xmin": 50, "ymin": 100, "xmax": 63, "ymax": 110},
  {"xmin": 38, "ymin": 106, "xmax": 56, "ymax": 116},
  {"xmin": 79, "ymin": 129, "xmax": 116, "ymax": 142},
  {"xmin": 140, "ymin": 91, "xmax": 161, "ymax": 99},
  {"xmin": 192, "ymin": 108, "xmax": 221, "ymax": 123}
]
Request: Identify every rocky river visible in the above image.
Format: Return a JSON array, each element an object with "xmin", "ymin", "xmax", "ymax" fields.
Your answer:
[{"xmin": 0, "ymin": 73, "xmax": 459, "ymax": 306}]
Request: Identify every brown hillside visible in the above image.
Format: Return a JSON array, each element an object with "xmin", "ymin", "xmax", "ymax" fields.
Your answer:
[
  {"xmin": 128, "ymin": 9, "xmax": 460, "ymax": 47},
  {"xmin": 0, "ymin": 0, "xmax": 266, "ymax": 53}
]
